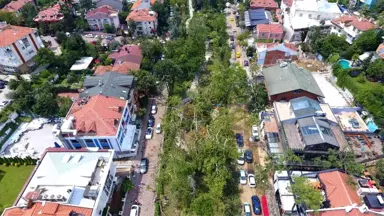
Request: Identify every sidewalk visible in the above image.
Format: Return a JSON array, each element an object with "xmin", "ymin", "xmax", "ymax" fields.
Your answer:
[{"xmin": 123, "ymin": 91, "xmax": 167, "ymax": 215}]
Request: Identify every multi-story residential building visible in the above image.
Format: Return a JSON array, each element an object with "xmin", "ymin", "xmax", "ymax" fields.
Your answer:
[
  {"xmin": 256, "ymin": 24, "xmax": 283, "ymax": 41},
  {"xmin": 1, "ymin": 0, "xmax": 34, "ymax": 16},
  {"xmin": 0, "ymin": 24, "xmax": 44, "ymax": 74},
  {"xmin": 33, "ymin": 4, "xmax": 64, "ymax": 23},
  {"xmin": 273, "ymin": 96, "xmax": 348, "ymax": 155},
  {"xmin": 1, "ymin": 148, "xmax": 116, "ymax": 216},
  {"xmin": 262, "ymin": 63, "xmax": 324, "ymax": 102},
  {"xmin": 53, "ymin": 72, "xmax": 140, "ymax": 158},
  {"xmin": 283, "ymin": 0, "xmax": 341, "ymax": 42},
  {"xmin": 250, "ymin": 0, "xmax": 278, "ymax": 10},
  {"xmin": 330, "ymin": 15, "xmax": 376, "ymax": 44},
  {"xmin": 86, "ymin": 5, "xmax": 120, "ymax": 31},
  {"xmin": 274, "ymin": 170, "xmax": 381, "ymax": 215},
  {"xmin": 126, "ymin": 8, "xmax": 157, "ymax": 36},
  {"xmin": 95, "ymin": 44, "xmax": 142, "ymax": 75},
  {"xmin": 256, "ymin": 43, "xmax": 298, "ymax": 67}
]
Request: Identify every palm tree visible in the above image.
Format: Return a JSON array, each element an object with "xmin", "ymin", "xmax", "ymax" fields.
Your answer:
[{"xmin": 352, "ymin": 53, "xmax": 360, "ymax": 66}]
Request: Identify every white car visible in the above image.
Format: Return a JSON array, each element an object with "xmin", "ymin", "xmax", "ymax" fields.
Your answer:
[
  {"xmin": 145, "ymin": 127, "xmax": 153, "ymax": 140},
  {"xmin": 232, "ymin": 28, "xmax": 237, "ymax": 33},
  {"xmin": 155, "ymin": 123, "xmax": 161, "ymax": 134},
  {"xmin": 237, "ymin": 149, "xmax": 245, "ymax": 165},
  {"xmin": 85, "ymin": 34, "xmax": 93, "ymax": 38},
  {"xmin": 0, "ymin": 100, "xmax": 10, "ymax": 107},
  {"xmin": 252, "ymin": 125, "xmax": 259, "ymax": 140},
  {"xmin": 243, "ymin": 202, "xmax": 251, "ymax": 216},
  {"xmin": 248, "ymin": 174, "xmax": 256, "ymax": 188},
  {"xmin": 240, "ymin": 170, "xmax": 247, "ymax": 185},
  {"xmin": 130, "ymin": 205, "xmax": 140, "ymax": 216},
  {"xmin": 151, "ymin": 105, "xmax": 157, "ymax": 115}
]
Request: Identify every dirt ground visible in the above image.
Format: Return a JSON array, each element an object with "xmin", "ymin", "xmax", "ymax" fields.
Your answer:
[{"xmin": 295, "ymin": 59, "xmax": 328, "ymax": 72}]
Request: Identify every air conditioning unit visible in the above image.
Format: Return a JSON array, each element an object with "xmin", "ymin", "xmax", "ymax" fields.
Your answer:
[{"xmin": 315, "ymin": 111, "xmax": 326, "ymax": 117}]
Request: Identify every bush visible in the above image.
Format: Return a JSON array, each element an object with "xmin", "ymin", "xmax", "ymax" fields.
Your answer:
[
  {"xmin": 3, "ymin": 162, "xmax": 8, "ymax": 166},
  {"xmin": 24, "ymin": 162, "xmax": 27, "ymax": 166},
  {"xmin": 155, "ymin": 202, "xmax": 160, "ymax": 216}
]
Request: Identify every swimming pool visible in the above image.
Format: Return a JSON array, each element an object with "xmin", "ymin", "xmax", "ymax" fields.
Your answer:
[{"xmin": 338, "ymin": 59, "xmax": 351, "ymax": 69}]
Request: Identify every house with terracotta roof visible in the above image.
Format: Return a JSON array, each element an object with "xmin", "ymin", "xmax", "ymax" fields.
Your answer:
[
  {"xmin": 86, "ymin": 5, "xmax": 120, "ymax": 31},
  {"xmin": 130, "ymin": 0, "xmax": 156, "ymax": 10},
  {"xmin": 274, "ymin": 170, "xmax": 380, "ymax": 215},
  {"xmin": 256, "ymin": 24, "xmax": 283, "ymax": 41},
  {"xmin": 1, "ymin": 0, "xmax": 35, "ymax": 15},
  {"xmin": 331, "ymin": 15, "xmax": 376, "ymax": 44},
  {"xmin": 250, "ymin": 0, "xmax": 278, "ymax": 10},
  {"xmin": 94, "ymin": 44, "xmax": 142, "ymax": 75},
  {"xmin": 256, "ymin": 43, "xmax": 298, "ymax": 67},
  {"xmin": 33, "ymin": 4, "xmax": 64, "ymax": 23},
  {"xmin": 126, "ymin": 8, "xmax": 158, "ymax": 35},
  {"xmin": 376, "ymin": 44, "xmax": 384, "ymax": 60},
  {"xmin": 0, "ymin": 23, "xmax": 44, "ymax": 73},
  {"xmin": 54, "ymin": 72, "xmax": 139, "ymax": 157},
  {"xmin": 1, "ymin": 148, "xmax": 115, "ymax": 216}
]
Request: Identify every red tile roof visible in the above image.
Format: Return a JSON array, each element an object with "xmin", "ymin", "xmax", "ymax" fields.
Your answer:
[
  {"xmin": 0, "ymin": 24, "xmax": 34, "ymax": 47},
  {"xmin": 126, "ymin": 8, "xmax": 157, "ymax": 22},
  {"xmin": 257, "ymin": 23, "xmax": 283, "ymax": 34},
  {"xmin": 257, "ymin": 42, "xmax": 297, "ymax": 51},
  {"xmin": 94, "ymin": 61, "xmax": 140, "ymax": 75},
  {"xmin": 68, "ymin": 95, "xmax": 126, "ymax": 136},
  {"xmin": 58, "ymin": 92, "xmax": 80, "ymax": 100},
  {"xmin": 250, "ymin": 0, "xmax": 278, "ymax": 10},
  {"xmin": 309, "ymin": 209, "xmax": 375, "ymax": 216},
  {"xmin": 331, "ymin": 15, "xmax": 376, "ymax": 32},
  {"xmin": 33, "ymin": 4, "xmax": 64, "ymax": 23},
  {"xmin": 318, "ymin": 171, "xmax": 361, "ymax": 208},
  {"xmin": 1, "ymin": 0, "xmax": 34, "ymax": 12},
  {"xmin": 86, "ymin": 5, "xmax": 118, "ymax": 19},
  {"xmin": 376, "ymin": 44, "xmax": 384, "ymax": 59},
  {"xmin": 2, "ymin": 202, "xmax": 93, "ymax": 216},
  {"xmin": 131, "ymin": 0, "xmax": 156, "ymax": 10}
]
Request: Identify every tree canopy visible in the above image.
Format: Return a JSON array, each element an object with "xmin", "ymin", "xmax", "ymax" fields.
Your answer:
[{"xmin": 288, "ymin": 176, "xmax": 324, "ymax": 211}]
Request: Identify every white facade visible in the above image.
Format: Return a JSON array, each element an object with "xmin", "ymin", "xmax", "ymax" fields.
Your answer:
[
  {"xmin": 330, "ymin": 22, "xmax": 362, "ymax": 44},
  {"xmin": 135, "ymin": 19, "xmax": 157, "ymax": 35},
  {"xmin": 12, "ymin": 150, "xmax": 116, "ymax": 216},
  {"xmin": 0, "ymin": 31, "xmax": 44, "ymax": 73},
  {"xmin": 87, "ymin": 16, "xmax": 120, "ymax": 31},
  {"xmin": 54, "ymin": 95, "xmax": 139, "ymax": 158},
  {"xmin": 282, "ymin": 0, "xmax": 341, "ymax": 42}
]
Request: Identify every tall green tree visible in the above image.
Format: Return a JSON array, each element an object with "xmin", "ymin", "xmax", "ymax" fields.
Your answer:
[
  {"xmin": 32, "ymin": 83, "xmax": 59, "ymax": 117},
  {"xmin": 151, "ymin": 1, "xmax": 170, "ymax": 35},
  {"xmin": 366, "ymin": 59, "xmax": 384, "ymax": 80},
  {"xmin": 34, "ymin": 48, "xmax": 56, "ymax": 66},
  {"xmin": 0, "ymin": 11, "xmax": 22, "ymax": 25},
  {"xmin": 127, "ymin": 20, "xmax": 136, "ymax": 36},
  {"xmin": 20, "ymin": 4, "xmax": 38, "ymax": 27},
  {"xmin": 133, "ymin": 70, "xmax": 157, "ymax": 94},
  {"xmin": 79, "ymin": 0, "xmax": 94, "ymax": 11},
  {"xmin": 153, "ymin": 59, "xmax": 182, "ymax": 93},
  {"xmin": 288, "ymin": 176, "xmax": 323, "ymax": 211}
]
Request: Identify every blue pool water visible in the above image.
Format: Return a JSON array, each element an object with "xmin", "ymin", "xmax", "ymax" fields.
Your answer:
[
  {"xmin": 367, "ymin": 120, "xmax": 379, "ymax": 133},
  {"xmin": 338, "ymin": 59, "xmax": 351, "ymax": 69}
]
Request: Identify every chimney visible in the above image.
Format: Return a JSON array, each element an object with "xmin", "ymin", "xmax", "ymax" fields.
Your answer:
[{"xmin": 27, "ymin": 199, "xmax": 34, "ymax": 209}]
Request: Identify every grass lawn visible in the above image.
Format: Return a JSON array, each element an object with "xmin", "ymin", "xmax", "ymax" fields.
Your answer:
[{"xmin": 0, "ymin": 165, "xmax": 34, "ymax": 211}]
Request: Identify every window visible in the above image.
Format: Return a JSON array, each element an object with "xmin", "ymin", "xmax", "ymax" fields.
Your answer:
[
  {"xmin": 85, "ymin": 139, "xmax": 96, "ymax": 147},
  {"xmin": 299, "ymin": 13, "xmax": 303, "ymax": 17},
  {"xmin": 317, "ymin": 15, "xmax": 321, "ymax": 20},
  {"xmin": 99, "ymin": 139, "xmax": 111, "ymax": 149},
  {"xmin": 71, "ymin": 140, "xmax": 82, "ymax": 149},
  {"xmin": 22, "ymin": 38, "xmax": 30, "ymax": 47},
  {"xmin": 308, "ymin": 14, "xmax": 312, "ymax": 18}
]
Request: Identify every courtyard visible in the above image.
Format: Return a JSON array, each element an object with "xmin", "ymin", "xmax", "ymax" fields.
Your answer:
[{"xmin": 0, "ymin": 165, "xmax": 34, "ymax": 212}]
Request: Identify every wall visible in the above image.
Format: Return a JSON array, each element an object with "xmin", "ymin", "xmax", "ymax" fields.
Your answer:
[
  {"xmin": 270, "ymin": 90, "xmax": 319, "ymax": 102},
  {"xmin": 263, "ymin": 50, "xmax": 298, "ymax": 66}
]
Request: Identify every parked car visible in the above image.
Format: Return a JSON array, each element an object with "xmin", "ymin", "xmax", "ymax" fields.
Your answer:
[
  {"xmin": 244, "ymin": 60, "xmax": 249, "ymax": 67},
  {"xmin": 245, "ymin": 149, "xmax": 253, "ymax": 163},
  {"xmin": 251, "ymin": 195, "xmax": 262, "ymax": 215},
  {"xmin": 232, "ymin": 28, "xmax": 237, "ymax": 33},
  {"xmin": 235, "ymin": 133, "xmax": 244, "ymax": 148},
  {"xmin": 230, "ymin": 35, "xmax": 234, "ymax": 41},
  {"xmin": 151, "ymin": 105, "xmax": 157, "ymax": 115},
  {"xmin": 252, "ymin": 125, "xmax": 259, "ymax": 140},
  {"xmin": 85, "ymin": 34, "xmax": 93, "ymax": 38},
  {"xmin": 243, "ymin": 202, "xmax": 252, "ymax": 216},
  {"xmin": 231, "ymin": 42, "xmax": 235, "ymax": 49},
  {"xmin": 140, "ymin": 158, "xmax": 148, "ymax": 174},
  {"xmin": 0, "ymin": 100, "xmax": 10, "ymax": 107},
  {"xmin": 155, "ymin": 123, "xmax": 161, "ymax": 134},
  {"xmin": 237, "ymin": 149, "xmax": 245, "ymax": 165},
  {"xmin": 148, "ymin": 115, "xmax": 155, "ymax": 127},
  {"xmin": 0, "ymin": 79, "xmax": 8, "ymax": 85},
  {"xmin": 0, "ymin": 84, "xmax": 5, "ymax": 89},
  {"xmin": 248, "ymin": 174, "xmax": 256, "ymax": 187},
  {"xmin": 240, "ymin": 169, "xmax": 247, "ymax": 185},
  {"xmin": 145, "ymin": 127, "xmax": 153, "ymax": 140},
  {"xmin": 106, "ymin": 35, "xmax": 113, "ymax": 40},
  {"xmin": 130, "ymin": 205, "xmax": 140, "ymax": 216}
]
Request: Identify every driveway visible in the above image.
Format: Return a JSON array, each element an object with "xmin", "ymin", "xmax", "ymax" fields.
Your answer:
[
  {"xmin": 123, "ymin": 91, "xmax": 167, "ymax": 215},
  {"xmin": 40, "ymin": 36, "xmax": 61, "ymax": 55}
]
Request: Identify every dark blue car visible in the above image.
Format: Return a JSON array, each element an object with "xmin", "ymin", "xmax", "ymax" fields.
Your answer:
[
  {"xmin": 148, "ymin": 115, "xmax": 155, "ymax": 127},
  {"xmin": 251, "ymin": 195, "xmax": 262, "ymax": 215},
  {"xmin": 235, "ymin": 133, "xmax": 244, "ymax": 148}
]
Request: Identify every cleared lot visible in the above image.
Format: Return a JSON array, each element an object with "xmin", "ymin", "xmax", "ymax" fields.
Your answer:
[{"xmin": 312, "ymin": 73, "xmax": 351, "ymax": 107}]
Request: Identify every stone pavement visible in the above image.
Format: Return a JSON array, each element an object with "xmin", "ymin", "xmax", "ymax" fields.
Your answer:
[{"xmin": 123, "ymin": 92, "xmax": 167, "ymax": 216}]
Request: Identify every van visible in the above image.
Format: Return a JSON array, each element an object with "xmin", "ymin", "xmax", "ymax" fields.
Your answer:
[{"xmin": 130, "ymin": 205, "xmax": 140, "ymax": 216}]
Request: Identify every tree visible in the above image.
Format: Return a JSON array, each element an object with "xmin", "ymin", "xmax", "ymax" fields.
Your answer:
[
  {"xmin": 151, "ymin": 1, "xmax": 170, "ymax": 35},
  {"xmin": 0, "ymin": 11, "xmax": 22, "ymax": 25},
  {"xmin": 103, "ymin": 23, "xmax": 115, "ymax": 33},
  {"xmin": 127, "ymin": 20, "xmax": 137, "ymax": 36},
  {"xmin": 351, "ymin": 53, "xmax": 360, "ymax": 65},
  {"xmin": 246, "ymin": 46, "xmax": 256, "ymax": 57},
  {"xmin": 20, "ymin": 4, "xmax": 38, "ymax": 27},
  {"xmin": 122, "ymin": 0, "xmax": 132, "ymax": 11},
  {"xmin": 57, "ymin": 96, "xmax": 73, "ymax": 117},
  {"xmin": 133, "ymin": 69, "xmax": 157, "ymax": 94},
  {"xmin": 122, "ymin": 178, "xmax": 134, "ymax": 193},
  {"xmin": 34, "ymin": 48, "xmax": 56, "ymax": 66},
  {"xmin": 314, "ymin": 34, "xmax": 349, "ymax": 59},
  {"xmin": 328, "ymin": 53, "xmax": 340, "ymax": 64},
  {"xmin": 247, "ymin": 83, "xmax": 268, "ymax": 113},
  {"xmin": 79, "ymin": 0, "xmax": 94, "ymax": 11},
  {"xmin": 32, "ymin": 83, "xmax": 59, "ymax": 117},
  {"xmin": 288, "ymin": 176, "xmax": 323, "ymax": 211},
  {"xmin": 366, "ymin": 59, "xmax": 384, "ymax": 80},
  {"xmin": 153, "ymin": 59, "xmax": 182, "ymax": 93},
  {"xmin": 376, "ymin": 159, "xmax": 384, "ymax": 180}
]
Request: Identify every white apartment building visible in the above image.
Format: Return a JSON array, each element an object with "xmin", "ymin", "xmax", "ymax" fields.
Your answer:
[
  {"xmin": 330, "ymin": 15, "xmax": 376, "ymax": 44},
  {"xmin": 126, "ymin": 8, "xmax": 158, "ymax": 36},
  {"xmin": 0, "ymin": 23, "xmax": 44, "ymax": 73},
  {"xmin": 1, "ymin": 148, "xmax": 116, "ymax": 216},
  {"xmin": 86, "ymin": 5, "xmax": 120, "ymax": 31},
  {"xmin": 53, "ymin": 73, "xmax": 140, "ymax": 158},
  {"xmin": 283, "ymin": 0, "xmax": 342, "ymax": 42}
]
